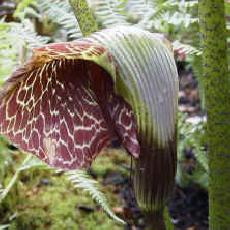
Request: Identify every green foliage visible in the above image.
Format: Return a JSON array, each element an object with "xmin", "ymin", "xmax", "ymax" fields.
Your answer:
[
  {"xmin": 173, "ymin": 40, "xmax": 202, "ymax": 56},
  {"xmin": 38, "ymin": 0, "xmax": 82, "ymax": 40},
  {"xmin": 0, "ymin": 154, "xmax": 123, "ymax": 226},
  {"xmin": 66, "ymin": 170, "xmax": 125, "ymax": 224},
  {"xmin": 0, "ymin": 137, "xmax": 13, "ymax": 181},
  {"xmin": 0, "ymin": 155, "xmax": 46, "ymax": 202},
  {"xmin": 0, "ymin": 20, "xmax": 48, "ymax": 81},
  {"xmin": 1, "ymin": 162, "xmax": 123, "ymax": 229},
  {"xmin": 13, "ymin": 0, "xmax": 36, "ymax": 18},
  {"xmin": 0, "ymin": 22, "xmax": 16, "ymax": 82},
  {"xmin": 10, "ymin": 0, "xmax": 203, "ymax": 63},
  {"xmin": 13, "ymin": 0, "xmax": 82, "ymax": 40},
  {"xmin": 87, "ymin": 0, "xmax": 203, "ymax": 85},
  {"xmin": 89, "ymin": 0, "xmax": 130, "ymax": 28},
  {"xmin": 177, "ymin": 112, "xmax": 208, "ymax": 189},
  {"xmin": 0, "ymin": 225, "xmax": 9, "ymax": 230}
]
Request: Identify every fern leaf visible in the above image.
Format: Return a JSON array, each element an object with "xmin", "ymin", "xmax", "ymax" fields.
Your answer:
[
  {"xmin": 173, "ymin": 40, "xmax": 202, "ymax": 56},
  {"xmin": 38, "ymin": 0, "xmax": 82, "ymax": 40},
  {"xmin": 0, "ymin": 184, "xmax": 4, "ymax": 196},
  {"xmin": 14, "ymin": 0, "xmax": 37, "ymax": 18},
  {"xmin": 177, "ymin": 112, "xmax": 208, "ymax": 188},
  {"xmin": 0, "ymin": 155, "xmax": 46, "ymax": 202},
  {"xmin": 126, "ymin": 0, "xmax": 153, "ymax": 19},
  {"xmin": 10, "ymin": 20, "xmax": 49, "ymax": 48},
  {"xmin": 0, "ymin": 225, "xmax": 10, "ymax": 230},
  {"xmin": 66, "ymin": 170, "xmax": 125, "ymax": 224},
  {"xmin": 89, "ymin": 0, "xmax": 130, "ymax": 28},
  {"xmin": 0, "ymin": 20, "xmax": 49, "ymax": 80}
]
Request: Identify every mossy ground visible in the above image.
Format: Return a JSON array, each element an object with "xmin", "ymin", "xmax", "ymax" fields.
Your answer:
[{"xmin": 0, "ymin": 149, "xmax": 130, "ymax": 230}]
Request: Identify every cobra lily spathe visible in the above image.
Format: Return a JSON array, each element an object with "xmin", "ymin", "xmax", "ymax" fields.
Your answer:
[{"xmin": 0, "ymin": 26, "xmax": 178, "ymax": 228}]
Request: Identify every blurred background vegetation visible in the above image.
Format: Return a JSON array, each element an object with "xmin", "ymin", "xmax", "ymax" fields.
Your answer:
[{"xmin": 0, "ymin": 0, "xmax": 229, "ymax": 229}]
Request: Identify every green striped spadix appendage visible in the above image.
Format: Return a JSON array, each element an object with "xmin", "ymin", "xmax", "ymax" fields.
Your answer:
[{"xmin": 0, "ymin": 26, "xmax": 178, "ymax": 213}]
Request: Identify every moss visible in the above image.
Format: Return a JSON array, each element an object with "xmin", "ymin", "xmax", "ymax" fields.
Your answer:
[
  {"xmin": 92, "ymin": 149, "xmax": 130, "ymax": 177},
  {"xmin": 1, "ymin": 150, "xmax": 127, "ymax": 229},
  {"xmin": 6, "ymin": 175, "xmax": 123, "ymax": 229}
]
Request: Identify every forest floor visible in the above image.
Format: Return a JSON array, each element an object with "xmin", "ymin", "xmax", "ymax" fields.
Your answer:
[{"xmin": 0, "ymin": 63, "xmax": 208, "ymax": 230}]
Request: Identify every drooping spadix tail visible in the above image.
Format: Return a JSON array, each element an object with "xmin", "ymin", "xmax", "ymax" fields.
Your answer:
[
  {"xmin": 134, "ymin": 135, "xmax": 177, "ymax": 212},
  {"xmin": 0, "ymin": 26, "xmax": 178, "ymax": 220}
]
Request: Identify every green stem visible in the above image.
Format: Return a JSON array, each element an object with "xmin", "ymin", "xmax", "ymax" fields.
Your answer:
[
  {"xmin": 0, "ymin": 169, "xmax": 20, "ymax": 202},
  {"xmin": 0, "ymin": 155, "xmax": 32, "ymax": 202},
  {"xmin": 199, "ymin": 1, "xmax": 230, "ymax": 229},
  {"xmin": 144, "ymin": 209, "xmax": 174, "ymax": 230},
  {"xmin": 164, "ymin": 208, "xmax": 174, "ymax": 230},
  {"xmin": 68, "ymin": 0, "xmax": 98, "ymax": 36}
]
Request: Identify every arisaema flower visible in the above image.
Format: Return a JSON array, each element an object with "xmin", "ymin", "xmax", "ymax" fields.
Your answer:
[{"xmin": 0, "ymin": 26, "xmax": 178, "ymax": 228}]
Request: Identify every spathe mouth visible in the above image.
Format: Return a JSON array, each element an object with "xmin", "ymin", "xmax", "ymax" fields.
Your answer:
[{"xmin": 0, "ymin": 43, "xmax": 140, "ymax": 170}]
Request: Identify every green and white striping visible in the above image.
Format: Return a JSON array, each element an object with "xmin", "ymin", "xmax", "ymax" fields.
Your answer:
[{"xmin": 84, "ymin": 26, "xmax": 178, "ymax": 147}]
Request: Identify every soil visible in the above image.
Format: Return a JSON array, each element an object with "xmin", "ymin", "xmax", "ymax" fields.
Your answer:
[{"xmin": 101, "ymin": 172, "xmax": 208, "ymax": 230}]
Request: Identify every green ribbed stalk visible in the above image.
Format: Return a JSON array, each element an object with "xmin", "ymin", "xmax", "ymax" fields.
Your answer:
[
  {"xmin": 69, "ymin": 0, "xmax": 98, "ymax": 36},
  {"xmin": 199, "ymin": 1, "xmax": 230, "ymax": 229}
]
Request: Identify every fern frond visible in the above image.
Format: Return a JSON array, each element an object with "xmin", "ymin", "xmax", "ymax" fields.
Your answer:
[
  {"xmin": 177, "ymin": 112, "xmax": 208, "ymax": 188},
  {"xmin": 0, "ymin": 22, "xmax": 16, "ymax": 82},
  {"xmin": 13, "ymin": 0, "xmax": 79, "ymax": 39},
  {"xmin": 14, "ymin": 0, "xmax": 37, "ymax": 18},
  {"xmin": 0, "ymin": 20, "xmax": 49, "ymax": 80},
  {"xmin": 185, "ymin": 117, "xmax": 208, "ymax": 172},
  {"xmin": 135, "ymin": 0, "xmax": 175, "ymax": 30},
  {"xmin": 0, "ymin": 20, "xmax": 48, "ymax": 49},
  {"xmin": 126, "ymin": 0, "xmax": 153, "ymax": 19},
  {"xmin": 66, "ymin": 170, "xmax": 125, "ymax": 224},
  {"xmin": 19, "ymin": 155, "xmax": 47, "ymax": 171},
  {"xmin": 136, "ymin": 1, "xmax": 166, "ymax": 30},
  {"xmin": 165, "ymin": 11, "xmax": 198, "ymax": 28},
  {"xmin": 0, "ymin": 225, "xmax": 10, "ymax": 230},
  {"xmin": 173, "ymin": 40, "xmax": 202, "ymax": 56},
  {"xmin": 10, "ymin": 20, "xmax": 49, "ymax": 48},
  {"xmin": 0, "ymin": 184, "xmax": 4, "ymax": 196},
  {"xmin": 137, "ymin": 0, "xmax": 198, "ymax": 31},
  {"xmin": 0, "ymin": 155, "xmax": 46, "ymax": 202},
  {"xmin": 89, "ymin": 0, "xmax": 130, "ymax": 28},
  {"xmin": 182, "ymin": 0, "xmax": 198, "ymax": 8},
  {"xmin": 38, "ymin": 0, "xmax": 82, "ymax": 40}
]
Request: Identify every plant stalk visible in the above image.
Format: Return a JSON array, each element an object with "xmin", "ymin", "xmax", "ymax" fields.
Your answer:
[
  {"xmin": 68, "ymin": 0, "xmax": 98, "ymax": 36},
  {"xmin": 0, "ymin": 155, "xmax": 32, "ymax": 202},
  {"xmin": 144, "ymin": 211, "xmax": 166, "ymax": 230},
  {"xmin": 199, "ymin": 1, "xmax": 230, "ymax": 229}
]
